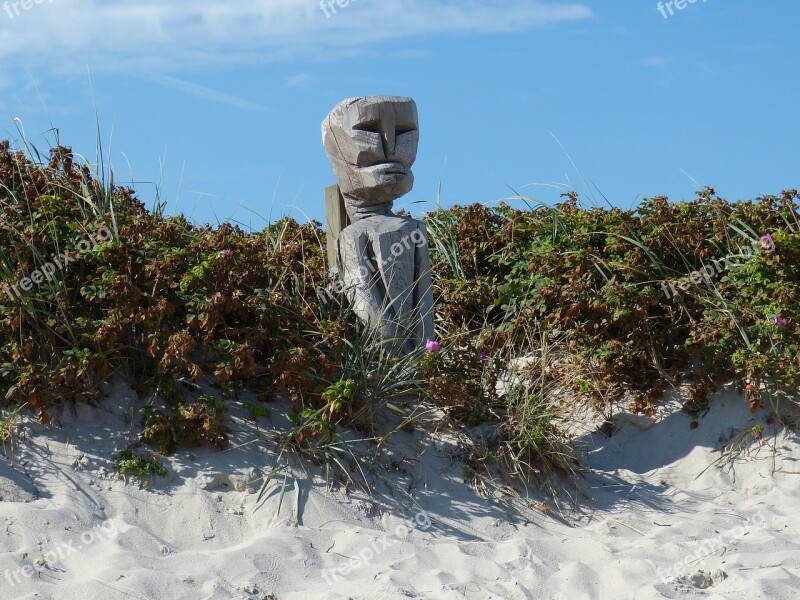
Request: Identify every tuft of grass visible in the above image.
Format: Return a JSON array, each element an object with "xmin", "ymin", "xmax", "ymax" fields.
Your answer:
[
  {"xmin": 326, "ymin": 314, "xmax": 428, "ymax": 433},
  {"xmin": 697, "ymin": 423, "xmax": 770, "ymax": 478},
  {"xmin": 500, "ymin": 379, "xmax": 576, "ymax": 490},
  {"xmin": 0, "ymin": 402, "xmax": 26, "ymax": 446}
]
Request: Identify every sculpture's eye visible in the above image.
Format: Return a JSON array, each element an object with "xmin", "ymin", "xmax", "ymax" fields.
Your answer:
[
  {"xmin": 353, "ymin": 121, "xmax": 417, "ymax": 135},
  {"xmin": 353, "ymin": 121, "xmax": 382, "ymax": 134}
]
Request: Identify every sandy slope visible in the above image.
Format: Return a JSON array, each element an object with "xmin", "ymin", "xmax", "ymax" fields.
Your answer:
[{"xmin": 0, "ymin": 381, "xmax": 798, "ymax": 600}]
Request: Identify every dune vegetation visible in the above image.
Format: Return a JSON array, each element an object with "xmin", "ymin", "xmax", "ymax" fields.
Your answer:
[{"xmin": 0, "ymin": 140, "xmax": 797, "ymax": 493}]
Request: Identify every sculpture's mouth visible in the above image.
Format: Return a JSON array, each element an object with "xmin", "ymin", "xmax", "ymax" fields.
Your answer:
[{"xmin": 364, "ymin": 162, "xmax": 408, "ymax": 176}]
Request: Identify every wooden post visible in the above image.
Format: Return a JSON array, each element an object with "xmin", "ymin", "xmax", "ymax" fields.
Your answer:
[{"xmin": 325, "ymin": 184, "xmax": 349, "ymax": 270}]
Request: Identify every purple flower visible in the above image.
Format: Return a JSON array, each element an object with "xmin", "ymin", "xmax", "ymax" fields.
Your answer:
[
  {"xmin": 774, "ymin": 315, "xmax": 787, "ymax": 328},
  {"xmin": 322, "ymin": 243, "xmax": 328, "ymax": 251},
  {"xmin": 425, "ymin": 339, "xmax": 442, "ymax": 352},
  {"xmin": 478, "ymin": 351, "xmax": 490, "ymax": 366},
  {"xmin": 761, "ymin": 234, "xmax": 775, "ymax": 247},
  {"xmin": 218, "ymin": 249, "xmax": 234, "ymax": 258},
  {"xmin": 767, "ymin": 416, "xmax": 777, "ymax": 426}
]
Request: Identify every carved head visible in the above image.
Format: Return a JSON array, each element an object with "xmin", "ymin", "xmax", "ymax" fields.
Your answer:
[{"xmin": 322, "ymin": 96, "xmax": 418, "ymax": 221}]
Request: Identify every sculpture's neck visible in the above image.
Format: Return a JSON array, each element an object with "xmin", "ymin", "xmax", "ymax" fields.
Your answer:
[{"xmin": 344, "ymin": 196, "xmax": 394, "ymax": 222}]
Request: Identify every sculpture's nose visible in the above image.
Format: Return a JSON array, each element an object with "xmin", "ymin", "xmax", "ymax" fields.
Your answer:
[
  {"xmin": 382, "ymin": 127, "xmax": 396, "ymax": 158},
  {"xmin": 380, "ymin": 111, "xmax": 397, "ymax": 158}
]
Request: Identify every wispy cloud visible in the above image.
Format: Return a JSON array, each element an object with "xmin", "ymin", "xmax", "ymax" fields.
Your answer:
[
  {"xmin": 641, "ymin": 56, "xmax": 671, "ymax": 68},
  {"xmin": 284, "ymin": 72, "xmax": 310, "ymax": 88},
  {"xmin": 0, "ymin": 1, "xmax": 593, "ymax": 76},
  {"xmin": 390, "ymin": 49, "xmax": 433, "ymax": 59},
  {"xmin": 144, "ymin": 73, "xmax": 269, "ymax": 111}
]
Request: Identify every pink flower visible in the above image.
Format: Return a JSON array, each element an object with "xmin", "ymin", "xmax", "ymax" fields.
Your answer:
[
  {"xmin": 761, "ymin": 234, "xmax": 775, "ymax": 247},
  {"xmin": 745, "ymin": 383, "xmax": 755, "ymax": 392},
  {"xmin": 425, "ymin": 339, "xmax": 442, "ymax": 352},
  {"xmin": 774, "ymin": 315, "xmax": 787, "ymax": 328},
  {"xmin": 218, "ymin": 249, "xmax": 234, "ymax": 258}
]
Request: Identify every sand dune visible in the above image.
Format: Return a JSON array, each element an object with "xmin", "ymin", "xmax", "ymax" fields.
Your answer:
[{"xmin": 0, "ymin": 383, "xmax": 798, "ymax": 599}]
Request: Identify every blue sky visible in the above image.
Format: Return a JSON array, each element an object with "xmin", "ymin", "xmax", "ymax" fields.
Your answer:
[{"xmin": 0, "ymin": 1, "xmax": 796, "ymax": 229}]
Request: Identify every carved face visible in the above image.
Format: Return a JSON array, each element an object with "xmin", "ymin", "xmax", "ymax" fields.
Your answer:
[{"xmin": 322, "ymin": 96, "xmax": 419, "ymax": 217}]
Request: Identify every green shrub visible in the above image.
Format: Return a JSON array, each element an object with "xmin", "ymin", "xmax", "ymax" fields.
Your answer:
[
  {"xmin": 114, "ymin": 447, "xmax": 169, "ymax": 479},
  {"xmin": 426, "ymin": 189, "xmax": 800, "ymax": 416},
  {"xmin": 0, "ymin": 142, "xmax": 343, "ymax": 422},
  {"xmin": 140, "ymin": 395, "xmax": 229, "ymax": 454}
]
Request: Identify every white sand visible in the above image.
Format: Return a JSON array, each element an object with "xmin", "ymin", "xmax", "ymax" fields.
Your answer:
[{"xmin": 1, "ymin": 381, "xmax": 798, "ymax": 600}]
